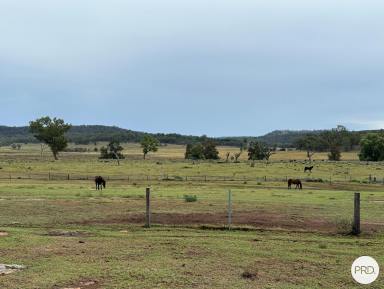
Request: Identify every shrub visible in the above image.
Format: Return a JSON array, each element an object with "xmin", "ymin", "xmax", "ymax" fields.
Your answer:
[
  {"xmin": 183, "ymin": 195, "xmax": 198, "ymax": 202},
  {"xmin": 334, "ymin": 218, "xmax": 353, "ymax": 234},
  {"xmin": 319, "ymin": 243, "xmax": 327, "ymax": 249},
  {"xmin": 241, "ymin": 269, "xmax": 258, "ymax": 280}
]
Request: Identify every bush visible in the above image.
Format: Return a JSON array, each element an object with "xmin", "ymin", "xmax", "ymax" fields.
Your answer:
[
  {"xmin": 318, "ymin": 243, "xmax": 327, "ymax": 249},
  {"xmin": 183, "ymin": 195, "xmax": 198, "ymax": 202},
  {"xmin": 241, "ymin": 269, "xmax": 258, "ymax": 280},
  {"xmin": 334, "ymin": 218, "xmax": 353, "ymax": 234}
]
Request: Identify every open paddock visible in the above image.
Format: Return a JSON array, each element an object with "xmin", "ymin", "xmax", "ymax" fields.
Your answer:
[{"xmin": 0, "ymin": 145, "xmax": 383, "ymax": 288}]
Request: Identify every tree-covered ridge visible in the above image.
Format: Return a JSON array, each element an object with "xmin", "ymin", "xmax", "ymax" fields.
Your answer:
[{"xmin": 0, "ymin": 125, "xmax": 383, "ymax": 148}]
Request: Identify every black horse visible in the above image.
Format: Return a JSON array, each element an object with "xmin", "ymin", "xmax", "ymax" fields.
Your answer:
[
  {"xmin": 304, "ymin": 166, "xmax": 314, "ymax": 173},
  {"xmin": 95, "ymin": 176, "xmax": 106, "ymax": 190},
  {"xmin": 288, "ymin": 179, "xmax": 302, "ymax": 189}
]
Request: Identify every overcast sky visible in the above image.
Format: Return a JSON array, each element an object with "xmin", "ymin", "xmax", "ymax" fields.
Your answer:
[{"xmin": 0, "ymin": 0, "xmax": 383, "ymax": 136}]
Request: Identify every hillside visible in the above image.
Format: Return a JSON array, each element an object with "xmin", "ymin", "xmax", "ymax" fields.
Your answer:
[
  {"xmin": 0, "ymin": 125, "xmax": 376, "ymax": 147},
  {"xmin": 0, "ymin": 125, "xmax": 205, "ymax": 146}
]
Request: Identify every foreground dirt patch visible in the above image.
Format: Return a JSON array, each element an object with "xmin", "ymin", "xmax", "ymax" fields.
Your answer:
[
  {"xmin": 54, "ymin": 279, "xmax": 100, "ymax": 289},
  {"xmin": 75, "ymin": 211, "xmax": 340, "ymax": 233},
  {"xmin": 0, "ymin": 232, "xmax": 8, "ymax": 237},
  {"xmin": 44, "ymin": 230, "xmax": 92, "ymax": 237},
  {"xmin": 74, "ymin": 211, "xmax": 384, "ymax": 233}
]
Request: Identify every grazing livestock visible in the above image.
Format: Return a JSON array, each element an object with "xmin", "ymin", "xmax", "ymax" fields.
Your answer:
[
  {"xmin": 95, "ymin": 176, "xmax": 106, "ymax": 190},
  {"xmin": 288, "ymin": 179, "xmax": 302, "ymax": 189},
  {"xmin": 304, "ymin": 166, "xmax": 314, "ymax": 173}
]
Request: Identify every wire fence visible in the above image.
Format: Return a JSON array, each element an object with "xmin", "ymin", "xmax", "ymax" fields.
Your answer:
[{"xmin": 0, "ymin": 172, "xmax": 383, "ymax": 184}]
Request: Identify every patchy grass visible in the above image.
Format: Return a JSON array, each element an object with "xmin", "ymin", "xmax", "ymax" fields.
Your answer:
[{"xmin": 0, "ymin": 145, "xmax": 383, "ymax": 288}]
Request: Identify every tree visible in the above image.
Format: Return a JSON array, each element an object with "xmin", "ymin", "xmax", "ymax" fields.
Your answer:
[
  {"xmin": 185, "ymin": 143, "xmax": 204, "ymax": 160},
  {"xmin": 321, "ymin": 126, "xmax": 347, "ymax": 161},
  {"xmin": 328, "ymin": 147, "xmax": 341, "ymax": 161},
  {"xmin": 203, "ymin": 140, "xmax": 219, "ymax": 160},
  {"xmin": 248, "ymin": 141, "xmax": 271, "ymax": 161},
  {"xmin": 295, "ymin": 134, "xmax": 319, "ymax": 161},
  {"xmin": 185, "ymin": 141, "xmax": 219, "ymax": 160},
  {"xmin": 185, "ymin": 144, "xmax": 193, "ymax": 159},
  {"xmin": 99, "ymin": 140, "xmax": 125, "ymax": 165},
  {"xmin": 240, "ymin": 138, "xmax": 248, "ymax": 152},
  {"xmin": 234, "ymin": 152, "xmax": 242, "ymax": 162},
  {"xmin": 141, "ymin": 135, "xmax": 159, "ymax": 159},
  {"xmin": 225, "ymin": 152, "xmax": 230, "ymax": 162},
  {"xmin": 29, "ymin": 116, "xmax": 71, "ymax": 160},
  {"xmin": 359, "ymin": 133, "xmax": 384, "ymax": 161}
]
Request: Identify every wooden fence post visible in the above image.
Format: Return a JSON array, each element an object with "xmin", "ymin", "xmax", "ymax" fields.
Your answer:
[
  {"xmin": 352, "ymin": 192, "xmax": 361, "ymax": 235},
  {"xmin": 227, "ymin": 189, "xmax": 232, "ymax": 230},
  {"xmin": 145, "ymin": 187, "xmax": 151, "ymax": 228}
]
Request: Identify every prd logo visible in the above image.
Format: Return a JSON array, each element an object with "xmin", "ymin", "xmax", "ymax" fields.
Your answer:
[{"xmin": 351, "ymin": 256, "xmax": 380, "ymax": 284}]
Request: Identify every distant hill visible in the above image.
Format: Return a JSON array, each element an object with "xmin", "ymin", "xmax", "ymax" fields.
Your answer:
[
  {"xmin": 0, "ymin": 125, "xmax": 379, "ymax": 147},
  {"xmin": 0, "ymin": 125, "xmax": 204, "ymax": 146},
  {"xmin": 257, "ymin": 130, "xmax": 324, "ymax": 147}
]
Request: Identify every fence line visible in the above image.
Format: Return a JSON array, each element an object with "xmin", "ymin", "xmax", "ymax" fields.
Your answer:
[{"xmin": 0, "ymin": 172, "xmax": 381, "ymax": 184}]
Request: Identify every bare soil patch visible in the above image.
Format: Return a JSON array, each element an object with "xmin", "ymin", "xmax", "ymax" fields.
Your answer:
[
  {"xmin": 75, "ymin": 211, "xmax": 384, "ymax": 233},
  {"xmin": 54, "ymin": 279, "xmax": 100, "ymax": 289},
  {"xmin": 44, "ymin": 230, "xmax": 92, "ymax": 238},
  {"xmin": 75, "ymin": 211, "xmax": 339, "ymax": 233}
]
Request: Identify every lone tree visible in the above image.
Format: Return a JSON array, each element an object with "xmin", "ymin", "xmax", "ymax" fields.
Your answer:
[
  {"xmin": 247, "ymin": 141, "xmax": 272, "ymax": 161},
  {"xmin": 29, "ymin": 116, "xmax": 71, "ymax": 160},
  {"xmin": 295, "ymin": 134, "xmax": 318, "ymax": 161},
  {"xmin": 359, "ymin": 133, "xmax": 384, "ymax": 161},
  {"xmin": 100, "ymin": 140, "xmax": 125, "ymax": 165},
  {"xmin": 322, "ymin": 125, "xmax": 348, "ymax": 161},
  {"xmin": 141, "ymin": 135, "xmax": 160, "ymax": 159}
]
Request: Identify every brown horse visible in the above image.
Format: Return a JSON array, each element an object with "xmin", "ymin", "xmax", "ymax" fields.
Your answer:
[
  {"xmin": 95, "ymin": 176, "xmax": 106, "ymax": 190},
  {"xmin": 288, "ymin": 179, "xmax": 302, "ymax": 189}
]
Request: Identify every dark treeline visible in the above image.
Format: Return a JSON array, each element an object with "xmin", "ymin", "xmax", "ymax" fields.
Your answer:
[
  {"xmin": 0, "ymin": 125, "xmax": 205, "ymax": 146},
  {"xmin": 294, "ymin": 127, "xmax": 380, "ymax": 152},
  {"xmin": 1, "ymin": 124, "xmax": 384, "ymax": 149}
]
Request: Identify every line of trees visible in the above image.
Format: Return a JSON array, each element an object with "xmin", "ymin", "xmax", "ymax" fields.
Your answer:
[
  {"xmin": 26, "ymin": 117, "xmax": 384, "ymax": 163},
  {"xmin": 294, "ymin": 126, "xmax": 360, "ymax": 161},
  {"xmin": 28, "ymin": 117, "xmax": 162, "ymax": 161},
  {"xmin": 295, "ymin": 125, "xmax": 384, "ymax": 162}
]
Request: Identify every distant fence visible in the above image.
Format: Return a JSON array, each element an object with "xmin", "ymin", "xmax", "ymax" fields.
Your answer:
[{"xmin": 0, "ymin": 172, "xmax": 383, "ymax": 184}]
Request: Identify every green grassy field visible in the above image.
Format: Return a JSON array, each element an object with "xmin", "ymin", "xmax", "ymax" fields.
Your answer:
[{"xmin": 0, "ymin": 144, "xmax": 383, "ymax": 288}]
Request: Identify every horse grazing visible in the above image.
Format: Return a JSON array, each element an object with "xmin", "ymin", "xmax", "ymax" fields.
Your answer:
[
  {"xmin": 304, "ymin": 166, "xmax": 314, "ymax": 173},
  {"xmin": 95, "ymin": 176, "xmax": 106, "ymax": 190},
  {"xmin": 288, "ymin": 179, "xmax": 302, "ymax": 189}
]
